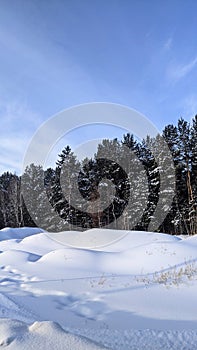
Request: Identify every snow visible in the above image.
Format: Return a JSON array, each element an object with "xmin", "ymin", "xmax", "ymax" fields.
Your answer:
[
  {"xmin": 0, "ymin": 226, "xmax": 197, "ymax": 349},
  {"xmin": 0, "ymin": 227, "xmax": 45, "ymax": 241},
  {"xmin": 0, "ymin": 319, "xmax": 105, "ymax": 349}
]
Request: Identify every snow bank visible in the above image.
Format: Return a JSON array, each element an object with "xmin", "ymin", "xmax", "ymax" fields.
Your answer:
[
  {"xmin": 0, "ymin": 227, "xmax": 45, "ymax": 241},
  {"xmin": 0, "ymin": 319, "xmax": 106, "ymax": 349},
  {"xmin": 0, "ymin": 227, "xmax": 197, "ymax": 349},
  {"xmin": 1, "ymin": 319, "xmax": 197, "ymax": 350},
  {"xmin": 73, "ymin": 328, "xmax": 197, "ymax": 350}
]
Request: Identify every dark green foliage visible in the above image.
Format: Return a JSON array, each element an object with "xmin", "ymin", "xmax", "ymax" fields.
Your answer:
[{"xmin": 0, "ymin": 116, "xmax": 197, "ymax": 234}]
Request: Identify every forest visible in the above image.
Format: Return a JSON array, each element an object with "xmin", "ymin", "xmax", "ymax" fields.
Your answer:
[{"xmin": 0, "ymin": 116, "xmax": 197, "ymax": 235}]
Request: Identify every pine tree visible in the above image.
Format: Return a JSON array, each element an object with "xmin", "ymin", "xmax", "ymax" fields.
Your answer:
[
  {"xmin": 0, "ymin": 172, "xmax": 21, "ymax": 228},
  {"xmin": 21, "ymin": 164, "xmax": 57, "ymax": 230},
  {"xmin": 49, "ymin": 146, "xmax": 84, "ymax": 230},
  {"xmin": 190, "ymin": 115, "xmax": 197, "ymax": 234}
]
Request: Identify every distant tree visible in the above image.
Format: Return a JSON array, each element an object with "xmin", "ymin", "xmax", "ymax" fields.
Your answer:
[
  {"xmin": 48, "ymin": 146, "xmax": 83, "ymax": 230},
  {"xmin": 1, "ymin": 114, "xmax": 197, "ymax": 235},
  {"xmin": 0, "ymin": 172, "xmax": 21, "ymax": 228},
  {"xmin": 21, "ymin": 163, "xmax": 57, "ymax": 230},
  {"xmin": 190, "ymin": 115, "xmax": 197, "ymax": 234}
]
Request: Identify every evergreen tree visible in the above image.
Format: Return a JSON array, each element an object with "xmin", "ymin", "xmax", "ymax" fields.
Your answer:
[
  {"xmin": 0, "ymin": 172, "xmax": 21, "ymax": 228},
  {"xmin": 48, "ymin": 146, "xmax": 84, "ymax": 230},
  {"xmin": 21, "ymin": 164, "xmax": 57, "ymax": 230},
  {"xmin": 0, "ymin": 114, "xmax": 197, "ymax": 235}
]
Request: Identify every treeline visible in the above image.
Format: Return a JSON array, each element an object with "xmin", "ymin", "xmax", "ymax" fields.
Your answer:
[{"xmin": 0, "ymin": 116, "xmax": 197, "ymax": 235}]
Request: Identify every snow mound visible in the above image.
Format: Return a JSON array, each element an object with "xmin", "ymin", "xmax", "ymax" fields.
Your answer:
[
  {"xmin": 0, "ymin": 227, "xmax": 45, "ymax": 241},
  {"xmin": 0, "ymin": 319, "xmax": 106, "ymax": 349},
  {"xmin": 48, "ymin": 228, "xmax": 180, "ymax": 250},
  {"xmin": 181, "ymin": 234, "xmax": 197, "ymax": 245},
  {"xmin": 1, "ymin": 227, "xmax": 197, "ymax": 349}
]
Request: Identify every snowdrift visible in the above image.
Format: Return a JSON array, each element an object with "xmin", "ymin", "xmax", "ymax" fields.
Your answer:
[{"xmin": 0, "ymin": 227, "xmax": 197, "ymax": 349}]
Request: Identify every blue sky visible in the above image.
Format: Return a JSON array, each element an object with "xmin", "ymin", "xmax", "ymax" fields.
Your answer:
[{"xmin": 0, "ymin": 0, "xmax": 197, "ymax": 173}]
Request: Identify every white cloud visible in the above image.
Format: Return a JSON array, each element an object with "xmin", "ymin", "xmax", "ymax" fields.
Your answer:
[
  {"xmin": 0, "ymin": 134, "xmax": 33, "ymax": 175},
  {"xmin": 0, "ymin": 155, "xmax": 22, "ymax": 175},
  {"xmin": 0, "ymin": 100, "xmax": 42, "ymax": 130},
  {"xmin": 167, "ymin": 56, "xmax": 197, "ymax": 82},
  {"xmin": 0, "ymin": 99, "xmax": 42, "ymax": 174},
  {"xmin": 163, "ymin": 37, "xmax": 173, "ymax": 51},
  {"xmin": 182, "ymin": 94, "xmax": 197, "ymax": 121}
]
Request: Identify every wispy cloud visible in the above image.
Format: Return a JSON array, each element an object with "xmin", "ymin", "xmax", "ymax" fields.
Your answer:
[
  {"xmin": 0, "ymin": 13, "xmax": 99, "ymax": 173},
  {"xmin": 0, "ymin": 100, "xmax": 42, "ymax": 131},
  {"xmin": 182, "ymin": 94, "xmax": 197, "ymax": 121},
  {"xmin": 0, "ymin": 98, "xmax": 42, "ymax": 174},
  {"xmin": 163, "ymin": 37, "xmax": 173, "ymax": 51},
  {"xmin": 167, "ymin": 56, "xmax": 197, "ymax": 82}
]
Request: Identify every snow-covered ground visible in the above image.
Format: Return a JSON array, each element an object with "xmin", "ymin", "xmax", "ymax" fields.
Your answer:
[{"xmin": 0, "ymin": 227, "xmax": 197, "ymax": 349}]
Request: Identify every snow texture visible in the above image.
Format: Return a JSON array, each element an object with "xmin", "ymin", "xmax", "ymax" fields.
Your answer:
[{"xmin": 0, "ymin": 227, "xmax": 197, "ymax": 349}]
